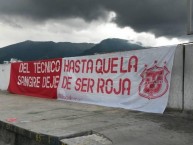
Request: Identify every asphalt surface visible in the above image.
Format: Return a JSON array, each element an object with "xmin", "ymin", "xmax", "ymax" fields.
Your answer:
[{"xmin": 0, "ymin": 91, "xmax": 193, "ymax": 145}]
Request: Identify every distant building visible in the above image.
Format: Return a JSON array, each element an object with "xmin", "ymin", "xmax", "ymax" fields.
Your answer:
[{"xmin": 3, "ymin": 58, "xmax": 22, "ymax": 64}]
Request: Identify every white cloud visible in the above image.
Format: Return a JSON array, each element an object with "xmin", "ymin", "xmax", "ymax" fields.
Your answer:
[{"xmin": 0, "ymin": 11, "xmax": 188, "ymax": 48}]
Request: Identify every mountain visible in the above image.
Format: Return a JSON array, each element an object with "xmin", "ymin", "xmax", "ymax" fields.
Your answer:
[
  {"xmin": 0, "ymin": 38, "xmax": 146, "ymax": 64},
  {"xmin": 0, "ymin": 41, "xmax": 95, "ymax": 63},
  {"xmin": 81, "ymin": 38, "xmax": 146, "ymax": 56}
]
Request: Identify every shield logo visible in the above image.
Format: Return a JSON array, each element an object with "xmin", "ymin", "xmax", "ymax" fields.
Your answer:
[{"xmin": 138, "ymin": 61, "xmax": 170, "ymax": 99}]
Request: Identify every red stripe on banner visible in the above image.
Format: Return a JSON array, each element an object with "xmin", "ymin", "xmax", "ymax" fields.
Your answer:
[{"xmin": 8, "ymin": 58, "xmax": 62, "ymax": 99}]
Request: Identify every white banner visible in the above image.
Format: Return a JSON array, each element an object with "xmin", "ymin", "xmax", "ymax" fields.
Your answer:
[{"xmin": 57, "ymin": 45, "xmax": 176, "ymax": 113}]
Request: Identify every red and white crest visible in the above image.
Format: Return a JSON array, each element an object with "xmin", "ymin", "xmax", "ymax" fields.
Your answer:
[{"xmin": 138, "ymin": 61, "xmax": 170, "ymax": 99}]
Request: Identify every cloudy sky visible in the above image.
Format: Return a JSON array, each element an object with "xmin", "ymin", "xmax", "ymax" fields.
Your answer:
[{"xmin": 0, "ymin": 0, "xmax": 192, "ymax": 47}]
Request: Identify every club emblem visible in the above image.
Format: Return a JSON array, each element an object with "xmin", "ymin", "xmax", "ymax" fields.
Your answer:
[{"xmin": 138, "ymin": 61, "xmax": 170, "ymax": 99}]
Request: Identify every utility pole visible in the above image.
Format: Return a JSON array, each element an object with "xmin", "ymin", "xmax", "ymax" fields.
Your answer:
[{"xmin": 187, "ymin": 0, "xmax": 193, "ymax": 34}]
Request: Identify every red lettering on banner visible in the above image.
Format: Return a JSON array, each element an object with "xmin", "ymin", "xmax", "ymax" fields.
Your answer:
[
  {"xmin": 114, "ymin": 79, "xmax": 122, "ymax": 94},
  {"xmin": 128, "ymin": 56, "xmax": 138, "ymax": 72},
  {"xmin": 70, "ymin": 60, "xmax": 75, "ymax": 73},
  {"xmin": 103, "ymin": 58, "xmax": 111, "ymax": 73},
  {"xmin": 81, "ymin": 78, "xmax": 87, "ymax": 92},
  {"xmin": 105, "ymin": 79, "xmax": 113, "ymax": 94},
  {"xmin": 86, "ymin": 59, "xmax": 93, "ymax": 73},
  {"xmin": 64, "ymin": 60, "xmax": 70, "ymax": 72},
  {"xmin": 120, "ymin": 57, "xmax": 127, "ymax": 73},
  {"xmin": 122, "ymin": 78, "xmax": 131, "ymax": 95},
  {"xmin": 75, "ymin": 78, "xmax": 81, "ymax": 91},
  {"xmin": 75, "ymin": 60, "xmax": 80, "ymax": 73},
  {"xmin": 96, "ymin": 59, "xmax": 103, "ymax": 74},
  {"xmin": 97, "ymin": 78, "xmax": 131, "ymax": 95},
  {"xmin": 75, "ymin": 78, "xmax": 94, "ymax": 93},
  {"xmin": 63, "ymin": 56, "xmax": 139, "ymax": 74},
  {"xmin": 111, "ymin": 57, "xmax": 118, "ymax": 73},
  {"xmin": 81, "ymin": 59, "xmax": 87, "ymax": 73},
  {"xmin": 64, "ymin": 60, "xmax": 78, "ymax": 73},
  {"xmin": 97, "ymin": 78, "xmax": 105, "ymax": 93},
  {"xmin": 61, "ymin": 76, "xmax": 72, "ymax": 90},
  {"xmin": 19, "ymin": 63, "xmax": 30, "ymax": 73},
  {"xmin": 87, "ymin": 78, "xmax": 94, "ymax": 93}
]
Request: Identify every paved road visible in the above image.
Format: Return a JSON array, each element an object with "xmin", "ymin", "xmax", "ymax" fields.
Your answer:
[{"xmin": 0, "ymin": 91, "xmax": 193, "ymax": 145}]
